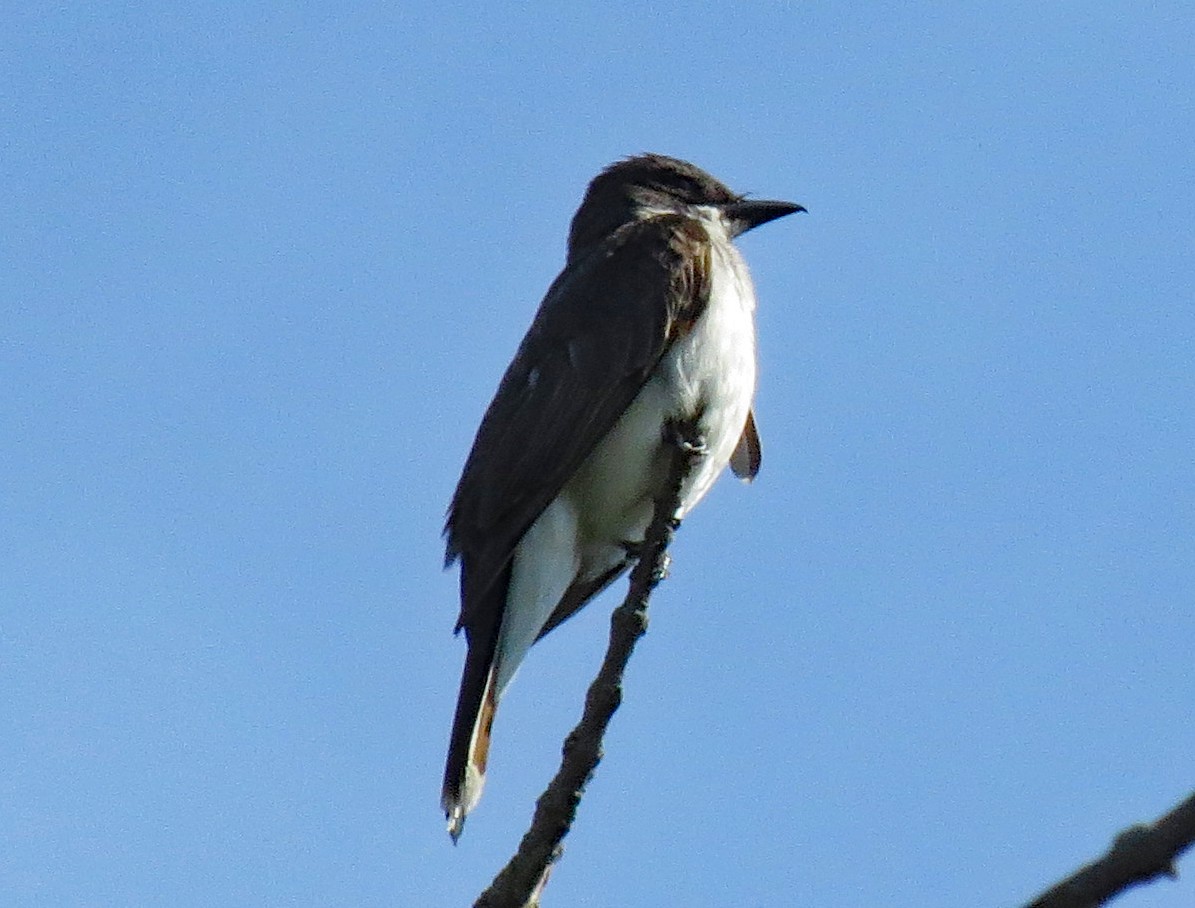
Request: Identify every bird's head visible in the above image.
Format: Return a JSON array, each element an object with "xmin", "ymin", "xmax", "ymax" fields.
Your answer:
[{"xmin": 567, "ymin": 154, "xmax": 804, "ymax": 258}]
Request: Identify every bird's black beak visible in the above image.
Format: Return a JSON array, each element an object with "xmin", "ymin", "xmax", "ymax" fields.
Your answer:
[{"xmin": 722, "ymin": 199, "xmax": 806, "ymax": 237}]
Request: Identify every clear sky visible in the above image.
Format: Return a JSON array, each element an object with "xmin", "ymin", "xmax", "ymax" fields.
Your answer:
[{"xmin": 3, "ymin": 3, "xmax": 1192, "ymax": 906}]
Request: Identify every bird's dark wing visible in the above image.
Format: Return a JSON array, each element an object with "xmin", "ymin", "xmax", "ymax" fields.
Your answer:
[
  {"xmin": 730, "ymin": 408, "xmax": 762, "ymax": 480},
  {"xmin": 445, "ymin": 214, "xmax": 713, "ymax": 632}
]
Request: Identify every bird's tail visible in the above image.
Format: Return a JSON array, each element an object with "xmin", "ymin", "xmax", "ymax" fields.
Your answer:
[{"xmin": 441, "ymin": 637, "xmax": 499, "ymax": 842}]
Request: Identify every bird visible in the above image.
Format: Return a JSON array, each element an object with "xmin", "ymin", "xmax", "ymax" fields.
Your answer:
[{"xmin": 441, "ymin": 153, "xmax": 802, "ymax": 840}]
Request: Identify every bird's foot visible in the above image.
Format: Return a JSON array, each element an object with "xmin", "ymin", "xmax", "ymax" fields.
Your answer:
[
  {"xmin": 622, "ymin": 540, "xmax": 673, "ymax": 579},
  {"xmin": 663, "ymin": 418, "xmax": 707, "ymax": 456},
  {"xmin": 653, "ymin": 551, "xmax": 672, "ymax": 583}
]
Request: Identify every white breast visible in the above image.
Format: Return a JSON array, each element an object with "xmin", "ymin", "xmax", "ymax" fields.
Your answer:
[
  {"xmin": 666, "ymin": 223, "xmax": 758, "ymax": 513},
  {"xmin": 494, "ymin": 213, "xmax": 759, "ymax": 696},
  {"xmin": 567, "ymin": 213, "xmax": 758, "ymax": 571}
]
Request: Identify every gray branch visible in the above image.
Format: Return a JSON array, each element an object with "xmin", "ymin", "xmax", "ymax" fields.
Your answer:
[
  {"xmin": 1022, "ymin": 791, "xmax": 1195, "ymax": 908},
  {"xmin": 473, "ymin": 420, "xmax": 703, "ymax": 908},
  {"xmin": 467, "ymin": 419, "xmax": 1195, "ymax": 908}
]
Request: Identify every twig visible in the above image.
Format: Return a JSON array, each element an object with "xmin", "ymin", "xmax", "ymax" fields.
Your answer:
[
  {"xmin": 473, "ymin": 420, "xmax": 704, "ymax": 908},
  {"xmin": 1021, "ymin": 791, "xmax": 1195, "ymax": 908}
]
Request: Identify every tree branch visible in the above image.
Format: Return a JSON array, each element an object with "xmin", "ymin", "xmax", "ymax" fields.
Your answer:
[
  {"xmin": 473, "ymin": 420, "xmax": 704, "ymax": 908},
  {"xmin": 465, "ymin": 420, "xmax": 1195, "ymax": 908},
  {"xmin": 1021, "ymin": 791, "xmax": 1195, "ymax": 908}
]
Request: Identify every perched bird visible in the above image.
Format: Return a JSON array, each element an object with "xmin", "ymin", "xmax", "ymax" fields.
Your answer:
[{"xmin": 442, "ymin": 154, "xmax": 802, "ymax": 839}]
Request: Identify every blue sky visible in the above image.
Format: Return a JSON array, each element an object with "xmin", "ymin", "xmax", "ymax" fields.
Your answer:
[{"xmin": 3, "ymin": 3, "xmax": 1193, "ymax": 906}]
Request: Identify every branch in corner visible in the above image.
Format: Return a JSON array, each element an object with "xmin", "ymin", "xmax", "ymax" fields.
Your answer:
[
  {"xmin": 473, "ymin": 418, "xmax": 705, "ymax": 908},
  {"xmin": 1022, "ymin": 791, "xmax": 1195, "ymax": 908}
]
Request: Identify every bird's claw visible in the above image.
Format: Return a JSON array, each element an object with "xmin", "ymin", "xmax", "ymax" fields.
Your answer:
[
  {"xmin": 663, "ymin": 419, "xmax": 707, "ymax": 455},
  {"xmin": 652, "ymin": 552, "xmax": 672, "ymax": 582}
]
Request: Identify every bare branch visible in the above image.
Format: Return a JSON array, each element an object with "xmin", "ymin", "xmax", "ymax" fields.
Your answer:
[
  {"xmin": 474, "ymin": 420, "xmax": 704, "ymax": 908},
  {"xmin": 1021, "ymin": 791, "xmax": 1195, "ymax": 908}
]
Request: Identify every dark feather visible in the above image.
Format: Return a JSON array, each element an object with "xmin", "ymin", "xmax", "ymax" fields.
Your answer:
[
  {"xmin": 445, "ymin": 214, "xmax": 712, "ymax": 635},
  {"xmin": 730, "ymin": 408, "xmax": 762, "ymax": 480}
]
